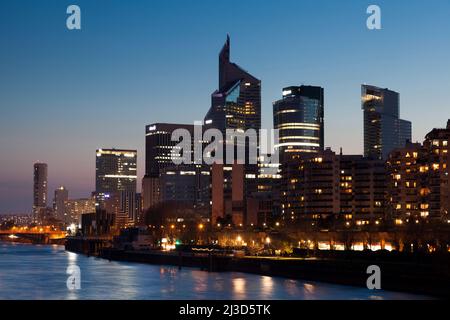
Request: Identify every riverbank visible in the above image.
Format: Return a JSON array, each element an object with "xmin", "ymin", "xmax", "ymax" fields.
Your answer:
[
  {"xmin": 0, "ymin": 235, "xmax": 65, "ymax": 245},
  {"xmin": 65, "ymin": 238, "xmax": 449, "ymax": 298}
]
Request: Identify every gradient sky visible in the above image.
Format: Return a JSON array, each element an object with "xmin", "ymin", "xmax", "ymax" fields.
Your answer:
[{"xmin": 1, "ymin": 0, "xmax": 450, "ymax": 213}]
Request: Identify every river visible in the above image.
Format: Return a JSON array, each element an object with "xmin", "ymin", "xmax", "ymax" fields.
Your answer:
[{"xmin": 0, "ymin": 242, "xmax": 429, "ymax": 300}]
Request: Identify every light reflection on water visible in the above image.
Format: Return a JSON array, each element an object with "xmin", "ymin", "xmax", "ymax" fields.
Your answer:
[{"xmin": 0, "ymin": 242, "xmax": 430, "ymax": 300}]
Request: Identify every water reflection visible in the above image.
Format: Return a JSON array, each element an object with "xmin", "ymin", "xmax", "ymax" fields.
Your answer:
[
  {"xmin": 232, "ymin": 278, "xmax": 247, "ymax": 299},
  {"xmin": 0, "ymin": 242, "xmax": 431, "ymax": 300},
  {"xmin": 260, "ymin": 276, "xmax": 274, "ymax": 299}
]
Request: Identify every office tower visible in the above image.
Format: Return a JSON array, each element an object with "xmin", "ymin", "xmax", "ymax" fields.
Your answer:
[
  {"xmin": 53, "ymin": 186, "xmax": 68, "ymax": 222},
  {"xmin": 273, "ymin": 86, "xmax": 324, "ymax": 162},
  {"xmin": 361, "ymin": 85, "xmax": 412, "ymax": 160},
  {"xmin": 33, "ymin": 163, "xmax": 48, "ymax": 223},
  {"xmin": 205, "ymin": 35, "xmax": 261, "ymax": 226},
  {"xmin": 160, "ymin": 165, "xmax": 210, "ymax": 206},
  {"xmin": 143, "ymin": 123, "xmax": 195, "ymax": 212},
  {"xmin": 272, "ymin": 86, "xmax": 324, "ymax": 226},
  {"xmin": 96, "ymin": 149, "xmax": 137, "ymax": 198},
  {"xmin": 95, "ymin": 149, "xmax": 137, "ymax": 227},
  {"xmin": 204, "ymin": 35, "xmax": 261, "ymax": 137},
  {"xmin": 64, "ymin": 197, "xmax": 96, "ymax": 225},
  {"xmin": 281, "ymin": 148, "xmax": 386, "ymax": 227}
]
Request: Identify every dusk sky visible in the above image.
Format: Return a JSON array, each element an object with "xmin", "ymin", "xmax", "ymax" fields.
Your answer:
[{"xmin": 1, "ymin": 0, "xmax": 450, "ymax": 213}]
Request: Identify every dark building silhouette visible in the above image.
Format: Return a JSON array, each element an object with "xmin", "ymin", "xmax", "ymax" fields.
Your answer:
[{"xmin": 33, "ymin": 162, "xmax": 48, "ymax": 224}]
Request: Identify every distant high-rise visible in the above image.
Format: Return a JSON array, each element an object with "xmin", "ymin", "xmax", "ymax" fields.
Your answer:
[
  {"xmin": 64, "ymin": 197, "xmax": 96, "ymax": 226},
  {"xmin": 33, "ymin": 163, "xmax": 48, "ymax": 223},
  {"xmin": 53, "ymin": 186, "xmax": 68, "ymax": 222},
  {"xmin": 361, "ymin": 85, "xmax": 412, "ymax": 159},
  {"xmin": 273, "ymin": 86, "xmax": 324, "ymax": 162}
]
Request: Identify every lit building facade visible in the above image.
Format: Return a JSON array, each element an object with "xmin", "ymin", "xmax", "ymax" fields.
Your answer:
[
  {"xmin": 96, "ymin": 148, "xmax": 137, "ymax": 201},
  {"xmin": 95, "ymin": 148, "xmax": 137, "ymax": 226},
  {"xmin": 361, "ymin": 85, "xmax": 411, "ymax": 160},
  {"xmin": 281, "ymin": 148, "xmax": 386, "ymax": 227},
  {"xmin": 273, "ymin": 86, "xmax": 324, "ymax": 162},
  {"xmin": 386, "ymin": 143, "xmax": 427, "ymax": 225},
  {"xmin": 387, "ymin": 120, "xmax": 450, "ymax": 224},
  {"xmin": 423, "ymin": 120, "xmax": 450, "ymax": 221},
  {"xmin": 64, "ymin": 197, "xmax": 96, "ymax": 225}
]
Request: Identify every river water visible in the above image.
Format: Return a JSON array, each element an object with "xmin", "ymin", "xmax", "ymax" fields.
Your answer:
[{"xmin": 0, "ymin": 242, "xmax": 429, "ymax": 300}]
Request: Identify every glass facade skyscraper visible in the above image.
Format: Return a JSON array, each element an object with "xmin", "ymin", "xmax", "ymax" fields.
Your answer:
[
  {"xmin": 273, "ymin": 86, "xmax": 324, "ymax": 162},
  {"xmin": 362, "ymin": 85, "xmax": 412, "ymax": 160},
  {"xmin": 204, "ymin": 35, "xmax": 261, "ymax": 226},
  {"xmin": 204, "ymin": 35, "xmax": 261, "ymax": 142}
]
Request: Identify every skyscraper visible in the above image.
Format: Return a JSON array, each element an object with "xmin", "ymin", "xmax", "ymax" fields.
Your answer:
[
  {"xmin": 95, "ymin": 149, "xmax": 137, "ymax": 225},
  {"xmin": 143, "ymin": 123, "xmax": 195, "ymax": 211},
  {"xmin": 53, "ymin": 186, "xmax": 68, "ymax": 222},
  {"xmin": 205, "ymin": 35, "xmax": 261, "ymax": 226},
  {"xmin": 273, "ymin": 85, "xmax": 324, "ymax": 162},
  {"xmin": 144, "ymin": 123, "xmax": 195, "ymax": 178},
  {"xmin": 204, "ymin": 35, "xmax": 261, "ymax": 136},
  {"xmin": 33, "ymin": 163, "xmax": 48, "ymax": 223},
  {"xmin": 361, "ymin": 85, "xmax": 412, "ymax": 160}
]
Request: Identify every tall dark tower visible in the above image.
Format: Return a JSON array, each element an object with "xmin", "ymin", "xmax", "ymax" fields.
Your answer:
[
  {"xmin": 205, "ymin": 35, "xmax": 261, "ymax": 136},
  {"xmin": 205, "ymin": 35, "xmax": 262, "ymax": 227}
]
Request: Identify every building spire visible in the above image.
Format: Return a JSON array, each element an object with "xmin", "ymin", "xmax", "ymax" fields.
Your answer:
[{"xmin": 219, "ymin": 34, "xmax": 231, "ymax": 89}]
